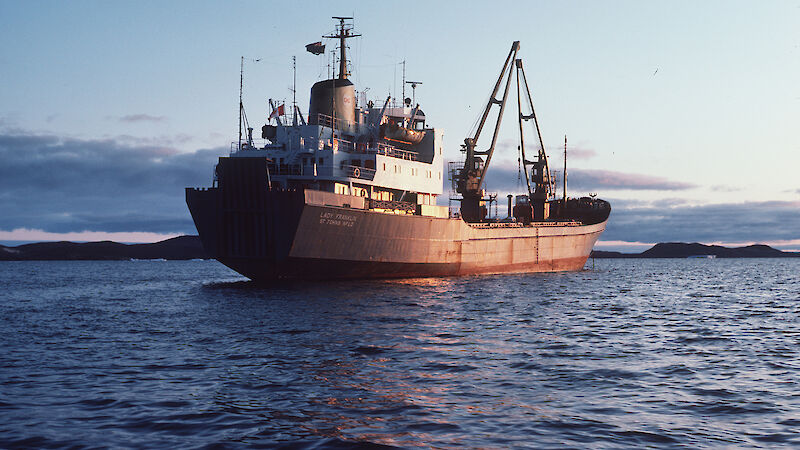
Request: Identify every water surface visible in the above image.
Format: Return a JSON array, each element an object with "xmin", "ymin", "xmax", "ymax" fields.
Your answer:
[{"xmin": 1, "ymin": 259, "xmax": 799, "ymax": 448}]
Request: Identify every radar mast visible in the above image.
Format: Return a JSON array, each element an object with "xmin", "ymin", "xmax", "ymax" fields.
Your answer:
[{"xmin": 324, "ymin": 17, "xmax": 360, "ymax": 79}]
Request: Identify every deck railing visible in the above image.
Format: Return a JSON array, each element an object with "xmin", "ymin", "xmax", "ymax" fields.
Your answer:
[{"xmin": 467, "ymin": 220, "xmax": 582, "ymax": 228}]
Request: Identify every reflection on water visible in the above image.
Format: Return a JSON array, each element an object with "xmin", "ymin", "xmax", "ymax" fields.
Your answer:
[{"xmin": 1, "ymin": 259, "xmax": 799, "ymax": 447}]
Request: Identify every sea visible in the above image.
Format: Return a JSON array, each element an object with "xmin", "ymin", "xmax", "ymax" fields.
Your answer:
[{"xmin": 1, "ymin": 258, "xmax": 799, "ymax": 449}]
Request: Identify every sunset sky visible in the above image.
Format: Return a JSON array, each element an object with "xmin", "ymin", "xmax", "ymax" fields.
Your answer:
[{"xmin": 1, "ymin": 1, "xmax": 798, "ymax": 251}]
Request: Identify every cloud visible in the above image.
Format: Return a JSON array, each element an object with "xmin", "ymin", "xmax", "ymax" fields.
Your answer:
[
  {"xmin": 566, "ymin": 147, "xmax": 597, "ymax": 160},
  {"xmin": 568, "ymin": 169, "xmax": 697, "ymax": 191},
  {"xmin": 481, "ymin": 165, "xmax": 696, "ymax": 192},
  {"xmin": 711, "ymin": 185, "xmax": 742, "ymax": 192},
  {"xmin": 602, "ymin": 200, "xmax": 800, "ymax": 245},
  {"xmin": 0, "ymin": 131, "xmax": 222, "ymax": 235},
  {"xmin": 117, "ymin": 114, "xmax": 166, "ymax": 123}
]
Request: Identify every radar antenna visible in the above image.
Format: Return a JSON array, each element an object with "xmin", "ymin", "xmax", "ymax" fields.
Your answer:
[{"xmin": 405, "ymin": 81, "xmax": 422, "ymax": 106}]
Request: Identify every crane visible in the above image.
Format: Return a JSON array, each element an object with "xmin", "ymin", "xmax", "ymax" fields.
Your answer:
[{"xmin": 453, "ymin": 41, "xmax": 554, "ymax": 223}]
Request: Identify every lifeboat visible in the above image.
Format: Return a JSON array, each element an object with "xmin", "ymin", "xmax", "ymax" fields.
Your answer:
[{"xmin": 381, "ymin": 121, "xmax": 426, "ymax": 145}]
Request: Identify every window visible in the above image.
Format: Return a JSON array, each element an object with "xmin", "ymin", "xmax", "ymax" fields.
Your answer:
[{"xmin": 335, "ymin": 183, "xmax": 349, "ymax": 195}]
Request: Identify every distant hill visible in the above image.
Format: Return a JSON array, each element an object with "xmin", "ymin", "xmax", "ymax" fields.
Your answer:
[
  {"xmin": 590, "ymin": 250, "xmax": 629, "ymax": 258},
  {"xmin": 592, "ymin": 242, "xmax": 800, "ymax": 259},
  {"xmin": 0, "ymin": 235, "xmax": 209, "ymax": 261}
]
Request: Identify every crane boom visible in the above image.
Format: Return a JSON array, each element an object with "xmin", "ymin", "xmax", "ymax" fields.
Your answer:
[
  {"xmin": 455, "ymin": 41, "xmax": 519, "ymax": 222},
  {"xmin": 453, "ymin": 42, "xmax": 554, "ymax": 223}
]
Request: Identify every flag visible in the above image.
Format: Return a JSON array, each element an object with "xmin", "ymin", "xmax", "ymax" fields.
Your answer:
[
  {"xmin": 269, "ymin": 104, "xmax": 285, "ymax": 120},
  {"xmin": 305, "ymin": 41, "xmax": 325, "ymax": 55}
]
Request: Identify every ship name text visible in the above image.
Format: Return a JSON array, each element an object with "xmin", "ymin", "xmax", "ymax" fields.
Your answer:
[{"xmin": 319, "ymin": 212, "xmax": 357, "ymax": 228}]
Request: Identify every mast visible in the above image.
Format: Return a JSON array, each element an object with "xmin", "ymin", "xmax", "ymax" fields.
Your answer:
[
  {"xmin": 325, "ymin": 17, "xmax": 360, "ymax": 80},
  {"xmin": 238, "ymin": 56, "xmax": 243, "ymax": 151},
  {"xmin": 401, "ymin": 60, "xmax": 406, "ymax": 104},
  {"xmin": 563, "ymin": 135, "xmax": 567, "ymax": 203}
]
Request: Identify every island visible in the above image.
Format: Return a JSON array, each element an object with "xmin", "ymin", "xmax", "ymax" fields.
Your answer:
[
  {"xmin": 0, "ymin": 235, "xmax": 208, "ymax": 261},
  {"xmin": 592, "ymin": 242, "xmax": 800, "ymax": 259}
]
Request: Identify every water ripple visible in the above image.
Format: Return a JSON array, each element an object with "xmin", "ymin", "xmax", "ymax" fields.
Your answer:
[{"xmin": 1, "ymin": 259, "xmax": 799, "ymax": 447}]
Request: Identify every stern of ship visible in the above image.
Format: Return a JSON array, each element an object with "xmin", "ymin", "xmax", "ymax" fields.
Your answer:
[{"xmin": 186, "ymin": 156, "xmax": 306, "ymax": 281}]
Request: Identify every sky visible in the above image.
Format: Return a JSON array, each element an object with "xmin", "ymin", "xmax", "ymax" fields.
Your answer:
[{"xmin": 1, "ymin": 0, "xmax": 798, "ymax": 251}]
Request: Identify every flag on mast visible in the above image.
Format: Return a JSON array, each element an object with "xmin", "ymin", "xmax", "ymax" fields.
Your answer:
[
  {"xmin": 269, "ymin": 104, "xmax": 285, "ymax": 120},
  {"xmin": 305, "ymin": 41, "xmax": 325, "ymax": 55}
]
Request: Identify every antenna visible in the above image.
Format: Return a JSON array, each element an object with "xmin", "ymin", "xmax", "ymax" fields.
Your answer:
[
  {"xmin": 292, "ymin": 56, "xmax": 297, "ymax": 126},
  {"xmin": 401, "ymin": 60, "xmax": 406, "ymax": 104},
  {"xmin": 327, "ymin": 48, "xmax": 333, "ymax": 79},
  {"xmin": 238, "ymin": 56, "xmax": 243, "ymax": 151}
]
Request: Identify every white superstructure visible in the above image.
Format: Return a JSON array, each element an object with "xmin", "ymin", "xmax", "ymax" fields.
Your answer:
[{"xmin": 230, "ymin": 104, "xmax": 444, "ymax": 207}]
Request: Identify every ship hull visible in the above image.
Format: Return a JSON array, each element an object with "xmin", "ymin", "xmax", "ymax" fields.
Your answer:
[{"xmin": 187, "ymin": 188, "xmax": 606, "ymax": 281}]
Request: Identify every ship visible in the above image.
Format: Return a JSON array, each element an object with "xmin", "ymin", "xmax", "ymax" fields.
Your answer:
[{"xmin": 186, "ymin": 17, "xmax": 610, "ymax": 281}]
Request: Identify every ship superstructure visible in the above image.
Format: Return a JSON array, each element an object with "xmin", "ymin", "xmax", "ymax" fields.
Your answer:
[
  {"xmin": 232, "ymin": 17, "xmax": 444, "ymax": 216},
  {"xmin": 186, "ymin": 17, "xmax": 610, "ymax": 280}
]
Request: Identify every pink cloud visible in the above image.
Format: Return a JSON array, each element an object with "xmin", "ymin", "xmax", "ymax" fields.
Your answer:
[{"xmin": 570, "ymin": 169, "xmax": 697, "ymax": 190}]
